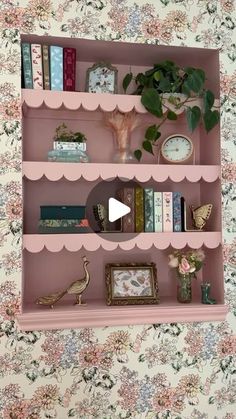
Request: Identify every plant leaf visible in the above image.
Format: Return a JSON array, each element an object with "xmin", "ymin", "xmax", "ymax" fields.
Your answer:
[
  {"xmin": 135, "ymin": 72, "xmax": 147, "ymax": 86},
  {"xmin": 167, "ymin": 110, "xmax": 177, "ymax": 120},
  {"xmin": 186, "ymin": 106, "xmax": 201, "ymax": 132},
  {"xmin": 183, "ymin": 69, "xmax": 205, "ymax": 93},
  {"xmin": 203, "ymin": 109, "xmax": 220, "ymax": 132},
  {"xmin": 134, "ymin": 149, "xmax": 142, "ymax": 161},
  {"xmin": 142, "ymin": 140, "xmax": 154, "ymax": 155},
  {"xmin": 203, "ymin": 90, "xmax": 215, "ymax": 112},
  {"xmin": 145, "ymin": 124, "xmax": 158, "ymax": 141},
  {"xmin": 123, "ymin": 72, "xmax": 133, "ymax": 92},
  {"xmin": 141, "ymin": 88, "xmax": 163, "ymax": 117}
]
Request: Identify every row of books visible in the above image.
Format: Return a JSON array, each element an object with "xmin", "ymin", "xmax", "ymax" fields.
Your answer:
[
  {"xmin": 22, "ymin": 43, "xmax": 76, "ymax": 91},
  {"xmin": 38, "ymin": 205, "xmax": 90, "ymax": 234},
  {"xmin": 119, "ymin": 188, "xmax": 183, "ymax": 233}
]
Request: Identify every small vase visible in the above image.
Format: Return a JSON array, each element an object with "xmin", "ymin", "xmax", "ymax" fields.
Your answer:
[
  {"xmin": 177, "ymin": 273, "xmax": 192, "ymax": 303},
  {"xmin": 113, "ymin": 128, "xmax": 135, "ymax": 164}
]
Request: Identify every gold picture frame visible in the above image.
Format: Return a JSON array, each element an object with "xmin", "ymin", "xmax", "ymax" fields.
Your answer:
[
  {"xmin": 86, "ymin": 62, "xmax": 118, "ymax": 94},
  {"xmin": 105, "ymin": 263, "xmax": 159, "ymax": 306}
]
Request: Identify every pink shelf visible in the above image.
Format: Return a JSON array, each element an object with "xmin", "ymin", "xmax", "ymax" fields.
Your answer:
[
  {"xmin": 22, "ymin": 89, "xmax": 219, "ymax": 115},
  {"xmin": 22, "ymin": 162, "xmax": 221, "ymax": 183},
  {"xmin": 23, "ymin": 232, "xmax": 222, "ymax": 252},
  {"xmin": 17, "ymin": 299, "xmax": 228, "ymax": 331}
]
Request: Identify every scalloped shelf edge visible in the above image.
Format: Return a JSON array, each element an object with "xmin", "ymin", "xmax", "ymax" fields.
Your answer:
[
  {"xmin": 22, "ymin": 162, "xmax": 221, "ymax": 183},
  {"xmin": 23, "ymin": 232, "xmax": 222, "ymax": 253},
  {"xmin": 22, "ymin": 89, "xmax": 219, "ymax": 114},
  {"xmin": 17, "ymin": 302, "xmax": 228, "ymax": 331}
]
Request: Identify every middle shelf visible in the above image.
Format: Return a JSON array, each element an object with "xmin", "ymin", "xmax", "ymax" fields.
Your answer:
[
  {"xmin": 23, "ymin": 232, "xmax": 222, "ymax": 252},
  {"xmin": 23, "ymin": 162, "xmax": 221, "ymax": 182}
]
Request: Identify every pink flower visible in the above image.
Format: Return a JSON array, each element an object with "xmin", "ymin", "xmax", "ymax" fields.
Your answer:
[
  {"xmin": 168, "ymin": 255, "xmax": 179, "ymax": 268},
  {"xmin": 179, "ymin": 257, "xmax": 191, "ymax": 273}
]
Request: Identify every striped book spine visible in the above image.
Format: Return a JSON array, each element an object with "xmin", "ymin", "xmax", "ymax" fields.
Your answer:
[
  {"xmin": 21, "ymin": 43, "xmax": 33, "ymax": 89},
  {"xmin": 42, "ymin": 45, "xmax": 50, "ymax": 90},
  {"xmin": 154, "ymin": 192, "xmax": 163, "ymax": 232},
  {"xmin": 31, "ymin": 44, "xmax": 43, "ymax": 89},
  {"xmin": 173, "ymin": 192, "xmax": 182, "ymax": 232},
  {"xmin": 163, "ymin": 192, "xmax": 173, "ymax": 232},
  {"xmin": 63, "ymin": 48, "xmax": 76, "ymax": 91},
  {"xmin": 135, "ymin": 187, "xmax": 144, "ymax": 232},
  {"xmin": 144, "ymin": 188, "xmax": 154, "ymax": 232},
  {"xmin": 50, "ymin": 46, "xmax": 63, "ymax": 91}
]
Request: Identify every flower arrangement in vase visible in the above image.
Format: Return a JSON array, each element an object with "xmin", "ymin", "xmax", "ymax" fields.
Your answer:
[{"xmin": 168, "ymin": 248, "xmax": 205, "ymax": 303}]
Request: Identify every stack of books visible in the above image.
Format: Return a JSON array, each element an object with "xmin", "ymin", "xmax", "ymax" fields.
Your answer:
[
  {"xmin": 118, "ymin": 187, "xmax": 183, "ymax": 233},
  {"xmin": 38, "ymin": 205, "xmax": 91, "ymax": 234},
  {"xmin": 22, "ymin": 43, "xmax": 76, "ymax": 91},
  {"xmin": 48, "ymin": 135, "xmax": 89, "ymax": 163}
]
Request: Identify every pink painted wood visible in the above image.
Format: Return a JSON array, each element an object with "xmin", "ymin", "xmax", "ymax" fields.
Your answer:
[
  {"xmin": 22, "ymin": 162, "xmax": 221, "ymax": 182},
  {"xmin": 17, "ymin": 300, "xmax": 228, "ymax": 331},
  {"xmin": 23, "ymin": 232, "xmax": 222, "ymax": 252}
]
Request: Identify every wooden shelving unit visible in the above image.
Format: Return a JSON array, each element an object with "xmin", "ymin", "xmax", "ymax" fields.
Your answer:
[{"xmin": 17, "ymin": 35, "xmax": 226, "ymax": 331}]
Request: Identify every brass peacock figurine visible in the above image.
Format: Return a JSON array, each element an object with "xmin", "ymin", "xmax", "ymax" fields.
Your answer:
[{"xmin": 36, "ymin": 256, "xmax": 90, "ymax": 308}]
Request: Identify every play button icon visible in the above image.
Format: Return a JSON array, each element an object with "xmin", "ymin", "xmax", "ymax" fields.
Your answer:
[{"xmin": 108, "ymin": 198, "xmax": 130, "ymax": 222}]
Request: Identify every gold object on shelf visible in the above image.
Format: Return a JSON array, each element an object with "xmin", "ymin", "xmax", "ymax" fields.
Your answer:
[
  {"xmin": 35, "ymin": 255, "xmax": 90, "ymax": 308},
  {"xmin": 190, "ymin": 204, "xmax": 213, "ymax": 230}
]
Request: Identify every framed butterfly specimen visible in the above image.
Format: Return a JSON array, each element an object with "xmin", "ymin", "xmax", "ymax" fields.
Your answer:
[{"xmin": 181, "ymin": 198, "xmax": 213, "ymax": 231}]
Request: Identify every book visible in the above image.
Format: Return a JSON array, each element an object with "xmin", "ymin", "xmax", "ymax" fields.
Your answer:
[
  {"xmin": 163, "ymin": 192, "xmax": 173, "ymax": 232},
  {"xmin": 21, "ymin": 43, "xmax": 33, "ymax": 89},
  {"xmin": 154, "ymin": 192, "xmax": 162, "ymax": 232},
  {"xmin": 42, "ymin": 45, "xmax": 50, "ymax": 90},
  {"xmin": 38, "ymin": 219, "xmax": 89, "ymax": 228},
  {"xmin": 40, "ymin": 206, "xmax": 86, "ymax": 220},
  {"xmin": 173, "ymin": 192, "xmax": 182, "ymax": 232},
  {"xmin": 144, "ymin": 188, "xmax": 154, "ymax": 232},
  {"xmin": 50, "ymin": 46, "xmax": 63, "ymax": 91},
  {"xmin": 118, "ymin": 188, "xmax": 135, "ymax": 233},
  {"xmin": 63, "ymin": 47, "xmax": 76, "ymax": 91},
  {"xmin": 53, "ymin": 141, "xmax": 86, "ymax": 151},
  {"xmin": 38, "ymin": 226, "xmax": 90, "ymax": 234},
  {"xmin": 135, "ymin": 187, "xmax": 144, "ymax": 232},
  {"xmin": 31, "ymin": 44, "xmax": 43, "ymax": 89}
]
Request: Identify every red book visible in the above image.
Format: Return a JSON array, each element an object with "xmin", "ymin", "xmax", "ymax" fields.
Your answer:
[
  {"xmin": 118, "ymin": 188, "xmax": 135, "ymax": 233},
  {"xmin": 63, "ymin": 48, "xmax": 76, "ymax": 91}
]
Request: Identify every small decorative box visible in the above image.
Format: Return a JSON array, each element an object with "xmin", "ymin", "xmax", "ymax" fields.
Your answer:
[
  {"xmin": 40, "ymin": 206, "xmax": 86, "ymax": 220},
  {"xmin": 48, "ymin": 149, "xmax": 89, "ymax": 163},
  {"xmin": 53, "ymin": 141, "xmax": 86, "ymax": 151}
]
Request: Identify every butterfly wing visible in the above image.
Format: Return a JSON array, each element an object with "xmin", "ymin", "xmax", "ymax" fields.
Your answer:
[{"xmin": 192, "ymin": 204, "xmax": 213, "ymax": 229}]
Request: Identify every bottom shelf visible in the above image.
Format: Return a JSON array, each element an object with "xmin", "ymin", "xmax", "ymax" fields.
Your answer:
[{"xmin": 17, "ymin": 299, "xmax": 228, "ymax": 331}]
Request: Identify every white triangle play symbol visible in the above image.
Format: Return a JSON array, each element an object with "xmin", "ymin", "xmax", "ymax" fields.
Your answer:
[{"xmin": 108, "ymin": 198, "xmax": 130, "ymax": 222}]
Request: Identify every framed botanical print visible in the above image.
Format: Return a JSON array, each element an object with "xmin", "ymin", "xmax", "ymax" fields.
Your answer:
[
  {"xmin": 105, "ymin": 262, "xmax": 159, "ymax": 305},
  {"xmin": 86, "ymin": 62, "xmax": 118, "ymax": 94}
]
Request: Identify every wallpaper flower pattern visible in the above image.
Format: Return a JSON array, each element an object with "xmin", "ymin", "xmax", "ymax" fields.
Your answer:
[{"xmin": 0, "ymin": 0, "xmax": 236, "ymax": 418}]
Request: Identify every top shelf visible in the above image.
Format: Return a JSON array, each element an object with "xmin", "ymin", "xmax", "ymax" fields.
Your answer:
[{"xmin": 22, "ymin": 89, "xmax": 219, "ymax": 115}]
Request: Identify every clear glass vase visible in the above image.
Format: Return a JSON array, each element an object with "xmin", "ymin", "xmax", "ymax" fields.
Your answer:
[
  {"xmin": 112, "ymin": 128, "xmax": 135, "ymax": 164},
  {"xmin": 177, "ymin": 273, "xmax": 192, "ymax": 303}
]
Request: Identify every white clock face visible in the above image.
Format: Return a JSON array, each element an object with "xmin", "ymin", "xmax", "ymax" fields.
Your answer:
[{"xmin": 162, "ymin": 135, "xmax": 193, "ymax": 162}]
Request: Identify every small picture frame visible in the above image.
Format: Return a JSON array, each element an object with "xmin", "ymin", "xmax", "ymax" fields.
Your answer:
[
  {"xmin": 86, "ymin": 62, "xmax": 118, "ymax": 94},
  {"xmin": 105, "ymin": 263, "xmax": 159, "ymax": 306}
]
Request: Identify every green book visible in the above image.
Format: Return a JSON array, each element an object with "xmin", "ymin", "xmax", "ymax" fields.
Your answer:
[
  {"xmin": 135, "ymin": 187, "xmax": 144, "ymax": 232},
  {"xmin": 144, "ymin": 188, "xmax": 154, "ymax": 232}
]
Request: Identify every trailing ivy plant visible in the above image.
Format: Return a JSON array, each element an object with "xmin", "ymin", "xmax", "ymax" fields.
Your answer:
[{"xmin": 123, "ymin": 60, "xmax": 220, "ymax": 161}]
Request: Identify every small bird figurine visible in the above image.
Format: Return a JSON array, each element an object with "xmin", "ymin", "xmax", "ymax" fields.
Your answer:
[{"xmin": 36, "ymin": 256, "xmax": 90, "ymax": 308}]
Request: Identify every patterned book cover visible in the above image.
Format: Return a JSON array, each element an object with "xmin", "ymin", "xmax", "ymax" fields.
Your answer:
[
  {"xmin": 173, "ymin": 192, "xmax": 182, "ymax": 232},
  {"xmin": 118, "ymin": 188, "xmax": 135, "ymax": 233},
  {"xmin": 50, "ymin": 46, "xmax": 63, "ymax": 91},
  {"xmin": 21, "ymin": 43, "xmax": 33, "ymax": 89},
  {"xmin": 42, "ymin": 45, "xmax": 50, "ymax": 90},
  {"xmin": 135, "ymin": 187, "xmax": 144, "ymax": 232},
  {"xmin": 154, "ymin": 192, "xmax": 163, "ymax": 232},
  {"xmin": 38, "ymin": 226, "xmax": 90, "ymax": 234},
  {"xmin": 31, "ymin": 44, "xmax": 43, "ymax": 89},
  {"xmin": 53, "ymin": 141, "xmax": 86, "ymax": 151},
  {"xmin": 63, "ymin": 47, "xmax": 76, "ymax": 91},
  {"xmin": 38, "ymin": 219, "xmax": 89, "ymax": 228},
  {"xmin": 144, "ymin": 188, "xmax": 154, "ymax": 232},
  {"xmin": 40, "ymin": 205, "xmax": 86, "ymax": 220},
  {"xmin": 163, "ymin": 192, "xmax": 173, "ymax": 232}
]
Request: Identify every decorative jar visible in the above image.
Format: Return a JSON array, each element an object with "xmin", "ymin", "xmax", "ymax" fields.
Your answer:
[{"xmin": 177, "ymin": 273, "xmax": 193, "ymax": 303}]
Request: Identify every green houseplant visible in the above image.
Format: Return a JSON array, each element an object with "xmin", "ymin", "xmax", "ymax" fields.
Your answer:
[
  {"xmin": 54, "ymin": 123, "xmax": 87, "ymax": 143},
  {"xmin": 123, "ymin": 60, "xmax": 220, "ymax": 161}
]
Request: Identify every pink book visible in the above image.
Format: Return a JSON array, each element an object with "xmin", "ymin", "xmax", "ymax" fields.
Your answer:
[
  {"xmin": 31, "ymin": 44, "xmax": 43, "ymax": 89},
  {"xmin": 163, "ymin": 192, "xmax": 173, "ymax": 232},
  {"xmin": 63, "ymin": 48, "xmax": 76, "ymax": 91}
]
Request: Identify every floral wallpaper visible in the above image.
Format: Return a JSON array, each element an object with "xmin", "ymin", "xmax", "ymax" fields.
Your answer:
[{"xmin": 0, "ymin": 0, "xmax": 235, "ymax": 418}]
